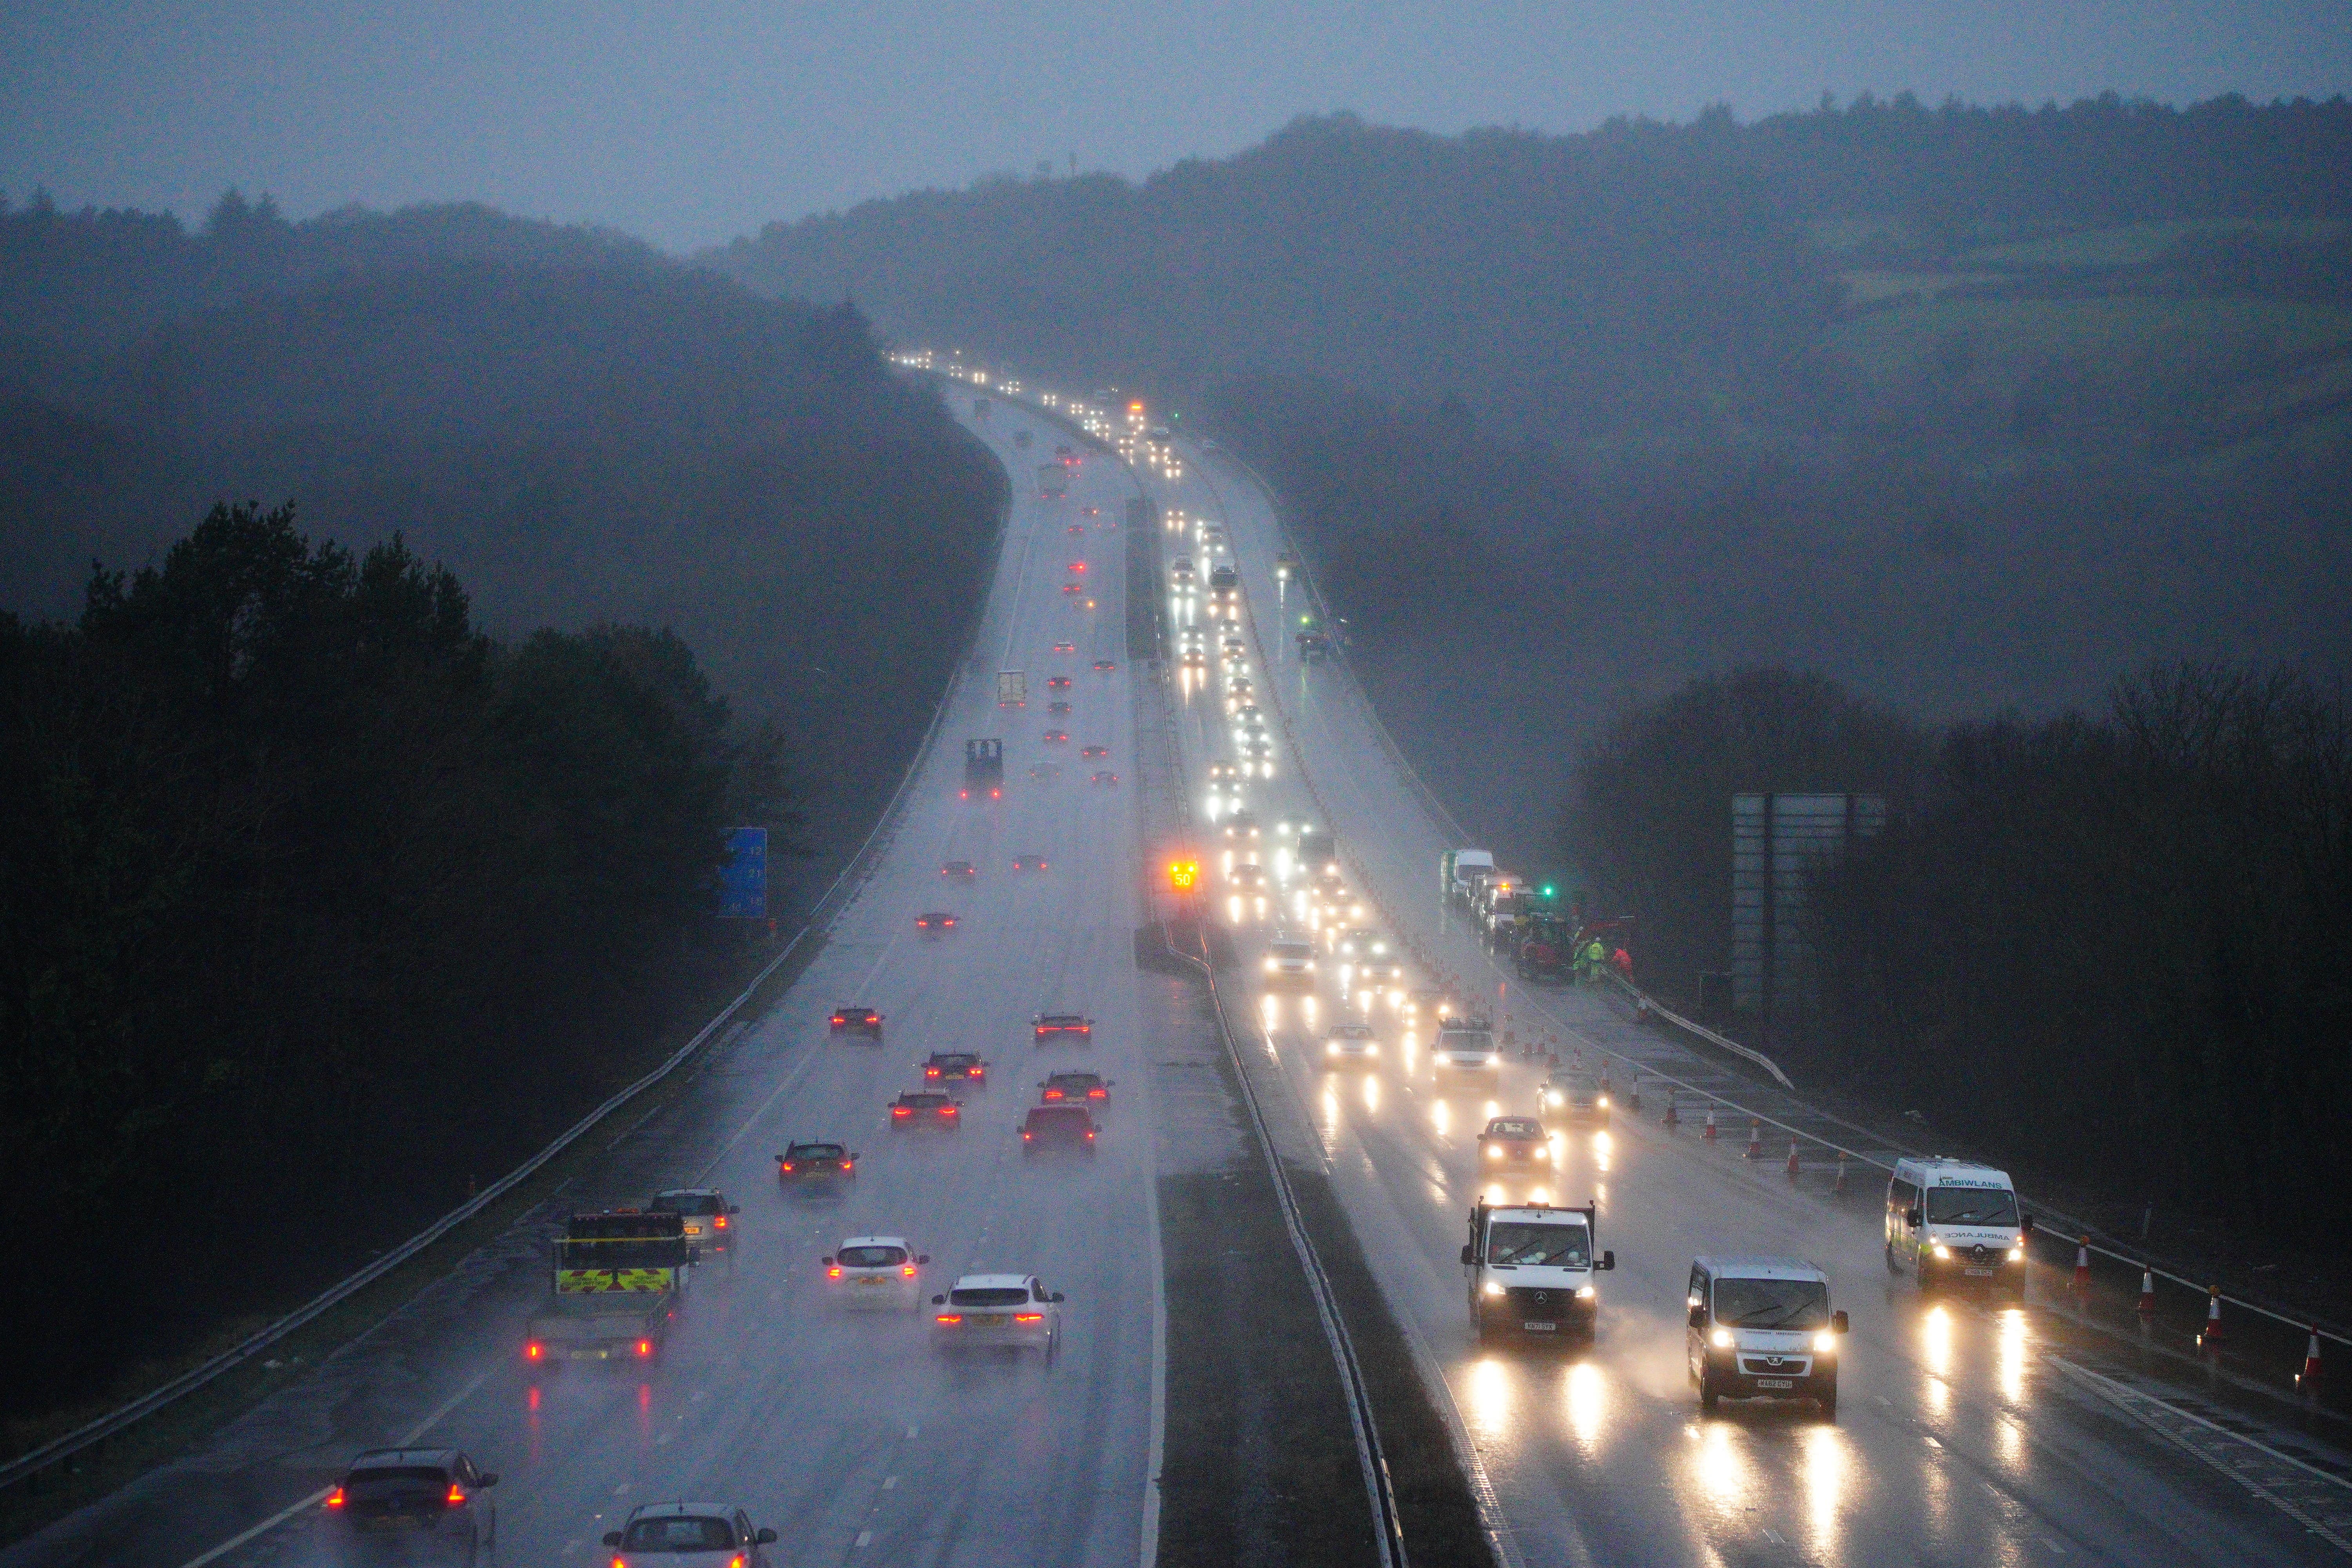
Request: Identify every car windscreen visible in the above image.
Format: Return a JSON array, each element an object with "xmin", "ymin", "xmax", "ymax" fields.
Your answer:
[
  {"xmin": 1438, "ymin": 1031, "xmax": 1492, "ymax": 1051},
  {"xmin": 650, "ymin": 1194, "xmax": 720, "ymax": 1215},
  {"xmin": 950, "ymin": 1287, "xmax": 1033, "ymax": 1307},
  {"xmin": 1488, "ymin": 1120, "xmax": 1542, "ymax": 1138},
  {"xmin": 1271, "ymin": 943, "xmax": 1314, "ymax": 960},
  {"xmin": 934, "ymin": 1054, "xmax": 978, "ymax": 1066},
  {"xmin": 902, "ymin": 1095, "xmax": 950, "ymax": 1108},
  {"xmin": 839, "ymin": 1245, "xmax": 907, "ymax": 1268},
  {"xmin": 789, "ymin": 1145, "xmax": 844, "ymax": 1161},
  {"xmin": 621, "ymin": 1516, "xmax": 738, "ymax": 1551},
  {"xmin": 1712, "ymin": 1276, "xmax": 1831, "ymax": 1329},
  {"xmin": 344, "ymin": 1467, "xmax": 449, "ymax": 1499},
  {"xmin": 1925, "ymin": 1186, "xmax": 2020, "ymax": 1226},
  {"xmin": 1486, "ymin": 1223, "xmax": 1589, "ymax": 1267},
  {"xmin": 1048, "ymin": 1076, "xmax": 1101, "ymax": 1089},
  {"xmin": 1027, "ymin": 1107, "xmax": 1088, "ymax": 1125},
  {"xmin": 1331, "ymin": 1027, "xmax": 1372, "ymax": 1040}
]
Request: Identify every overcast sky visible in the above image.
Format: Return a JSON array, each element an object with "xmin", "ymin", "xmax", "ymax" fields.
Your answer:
[{"xmin": 5, "ymin": 0, "xmax": 2347, "ymax": 252}]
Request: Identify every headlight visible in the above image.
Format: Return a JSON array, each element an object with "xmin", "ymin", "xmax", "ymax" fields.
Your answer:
[
  {"xmin": 1487, "ymin": 1053, "xmax": 1501, "ymax": 1065},
  {"xmin": 1534, "ymin": 1145, "xmax": 1549, "ymax": 1160},
  {"xmin": 1545, "ymin": 1092, "xmax": 1561, "ymax": 1107},
  {"xmin": 1710, "ymin": 1328, "xmax": 1733, "ymax": 1349},
  {"xmin": 1813, "ymin": 1332, "xmax": 1838, "ymax": 1354},
  {"xmin": 1326, "ymin": 1042, "xmax": 1339, "ymax": 1056},
  {"xmin": 2008, "ymin": 1245, "xmax": 2025, "ymax": 1262},
  {"xmin": 1931, "ymin": 1243, "xmax": 1950, "ymax": 1259},
  {"xmin": 1576, "ymin": 1284, "xmax": 1596, "ymax": 1299},
  {"xmin": 1482, "ymin": 1280, "xmax": 1504, "ymax": 1297},
  {"xmin": 1264, "ymin": 958, "xmax": 1278, "ymax": 972},
  {"xmin": 1597, "ymin": 1096, "xmax": 1609, "ymax": 1108},
  {"xmin": 1485, "ymin": 1144, "xmax": 1502, "ymax": 1159}
]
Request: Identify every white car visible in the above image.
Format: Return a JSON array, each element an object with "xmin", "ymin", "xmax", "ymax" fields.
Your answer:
[
  {"xmin": 1434, "ymin": 1018, "xmax": 1500, "ymax": 1069},
  {"xmin": 931, "ymin": 1273, "xmax": 1064, "ymax": 1355},
  {"xmin": 604, "ymin": 1502, "xmax": 778, "ymax": 1566},
  {"xmin": 825, "ymin": 1235, "xmax": 929, "ymax": 1307},
  {"xmin": 1324, "ymin": 1023, "xmax": 1379, "ymax": 1061}
]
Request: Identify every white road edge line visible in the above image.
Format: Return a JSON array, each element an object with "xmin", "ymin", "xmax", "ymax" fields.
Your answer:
[{"xmin": 178, "ymin": 1365, "xmax": 495, "ymax": 1568}]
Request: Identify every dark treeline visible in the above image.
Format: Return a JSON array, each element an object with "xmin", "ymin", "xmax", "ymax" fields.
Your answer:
[
  {"xmin": 0, "ymin": 505, "xmax": 777, "ymax": 1409},
  {"xmin": 1564, "ymin": 662, "xmax": 2352, "ymax": 1245},
  {"xmin": 2, "ymin": 195, "xmax": 1008, "ymax": 857}
]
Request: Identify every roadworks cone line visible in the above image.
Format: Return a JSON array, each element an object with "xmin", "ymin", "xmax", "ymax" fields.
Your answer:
[
  {"xmin": 1785, "ymin": 1139, "xmax": 1802, "ymax": 1178},
  {"xmin": 2302, "ymin": 1330, "xmax": 2324, "ymax": 1392},
  {"xmin": 1743, "ymin": 1118, "xmax": 1763, "ymax": 1159},
  {"xmin": 2199, "ymin": 1287, "xmax": 2223, "ymax": 1352},
  {"xmin": 1704, "ymin": 1108, "xmax": 1718, "ymax": 1141},
  {"xmin": 2073, "ymin": 1237, "xmax": 2092, "ymax": 1293},
  {"xmin": 2137, "ymin": 1268, "xmax": 2156, "ymax": 1317},
  {"xmin": 1663, "ymin": 1093, "xmax": 1679, "ymax": 1128}
]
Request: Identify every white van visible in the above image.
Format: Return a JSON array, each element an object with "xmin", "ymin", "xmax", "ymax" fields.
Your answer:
[
  {"xmin": 1686, "ymin": 1255, "xmax": 1847, "ymax": 1418},
  {"xmin": 1885, "ymin": 1158, "xmax": 2030, "ymax": 1294}
]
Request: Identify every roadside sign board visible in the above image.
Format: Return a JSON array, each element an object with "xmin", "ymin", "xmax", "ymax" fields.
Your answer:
[{"xmin": 720, "ymin": 827, "xmax": 768, "ymax": 918}]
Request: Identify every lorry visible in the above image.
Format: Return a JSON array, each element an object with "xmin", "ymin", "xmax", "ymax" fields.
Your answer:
[
  {"xmin": 1441, "ymin": 849, "xmax": 1495, "ymax": 907},
  {"xmin": 962, "ymin": 739, "xmax": 1004, "ymax": 801},
  {"xmin": 996, "ymin": 671, "xmax": 1026, "ymax": 709},
  {"xmin": 1296, "ymin": 630, "xmax": 1329, "ymax": 662},
  {"xmin": 524, "ymin": 1210, "xmax": 691, "ymax": 1369},
  {"xmin": 1037, "ymin": 463, "xmax": 1068, "ymax": 498},
  {"xmin": 1296, "ymin": 825, "xmax": 1338, "ymax": 880},
  {"xmin": 1462, "ymin": 1200, "xmax": 1615, "ymax": 1343}
]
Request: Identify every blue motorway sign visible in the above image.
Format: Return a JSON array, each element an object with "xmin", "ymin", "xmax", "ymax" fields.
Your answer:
[{"xmin": 719, "ymin": 827, "xmax": 768, "ymax": 918}]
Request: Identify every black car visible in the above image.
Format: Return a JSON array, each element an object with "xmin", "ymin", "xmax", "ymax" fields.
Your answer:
[
  {"xmin": 324, "ymin": 1448, "xmax": 497, "ymax": 1558},
  {"xmin": 923, "ymin": 1051, "xmax": 989, "ymax": 1088},
  {"xmin": 915, "ymin": 911, "xmax": 959, "ymax": 935},
  {"xmin": 777, "ymin": 1142, "xmax": 857, "ymax": 1183},
  {"xmin": 942, "ymin": 860, "xmax": 977, "ymax": 881},
  {"xmin": 890, "ymin": 1091, "xmax": 963, "ymax": 1131},
  {"xmin": 1039, "ymin": 1070, "xmax": 1112, "ymax": 1108},
  {"xmin": 1013, "ymin": 853, "xmax": 1049, "ymax": 872},
  {"xmin": 830, "ymin": 1006, "xmax": 884, "ymax": 1042},
  {"xmin": 1022, "ymin": 1103, "xmax": 1098, "ymax": 1155},
  {"xmin": 1033, "ymin": 1013, "xmax": 1093, "ymax": 1043}
]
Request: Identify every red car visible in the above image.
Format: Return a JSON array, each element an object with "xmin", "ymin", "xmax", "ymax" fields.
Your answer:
[{"xmin": 1033, "ymin": 1013, "xmax": 1094, "ymax": 1044}]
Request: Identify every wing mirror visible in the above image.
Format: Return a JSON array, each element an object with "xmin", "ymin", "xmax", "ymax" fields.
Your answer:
[
  {"xmin": 821, "ymin": 1256, "xmax": 834, "ymax": 1267},
  {"xmin": 1832, "ymin": 1309, "xmax": 1850, "ymax": 1334},
  {"xmin": 1051, "ymin": 1292, "xmax": 1066, "ymax": 1302},
  {"xmin": 729, "ymin": 1204, "xmax": 741, "ymax": 1214},
  {"xmin": 756, "ymin": 1527, "xmax": 778, "ymax": 1544},
  {"xmin": 917, "ymin": 1254, "xmax": 931, "ymax": 1265},
  {"xmin": 603, "ymin": 1532, "xmax": 623, "ymax": 1548},
  {"xmin": 2019, "ymin": 1212, "xmax": 2034, "ymax": 1235},
  {"xmin": 1459, "ymin": 1243, "xmax": 1476, "ymax": 1266},
  {"xmin": 1906, "ymin": 1207, "xmax": 1923, "ymax": 1228},
  {"xmin": 1600, "ymin": 1250, "xmax": 1616, "ymax": 1270},
  {"xmin": 931, "ymin": 1294, "xmax": 946, "ymax": 1305},
  {"xmin": 478, "ymin": 1473, "xmax": 499, "ymax": 1488},
  {"xmin": 1688, "ymin": 1303, "xmax": 1706, "ymax": 1328}
]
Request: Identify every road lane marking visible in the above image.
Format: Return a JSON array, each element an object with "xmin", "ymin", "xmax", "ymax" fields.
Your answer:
[{"xmin": 178, "ymin": 1364, "xmax": 495, "ymax": 1568}]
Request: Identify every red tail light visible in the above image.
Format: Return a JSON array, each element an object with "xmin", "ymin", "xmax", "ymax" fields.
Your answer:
[
  {"xmin": 1044, "ymin": 1089, "xmax": 1062, "ymax": 1100},
  {"xmin": 1086, "ymin": 1130, "xmax": 1096, "ymax": 1139},
  {"xmin": 780, "ymin": 1161, "xmax": 795, "ymax": 1172},
  {"xmin": 1022, "ymin": 1131, "xmax": 1032, "ymax": 1140},
  {"xmin": 446, "ymin": 1483, "xmax": 466, "ymax": 1506},
  {"xmin": 991, "ymin": 788, "xmax": 1001, "ymax": 799},
  {"xmin": 1015, "ymin": 1312, "xmax": 1044, "ymax": 1323},
  {"xmin": 937, "ymin": 1313, "xmax": 963, "ymax": 1324},
  {"xmin": 325, "ymin": 1487, "xmax": 345, "ymax": 1509},
  {"xmin": 942, "ymin": 1107, "xmax": 959, "ymax": 1117},
  {"xmin": 525, "ymin": 1341, "xmax": 544, "ymax": 1360},
  {"xmin": 902, "ymin": 1264, "xmax": 918, "ymax": 1276},
  {"xmin": 828, "ymin": 1265, "xmax": 842, "ymax": 1278},
  {"xmin": 636, "ymin": 1339, "xmax": 654, "ymax": 1357},
  {"xmin": 1089, "ymin": 1088, "xmax": 1107, "ymax": 1098},
  {"xmin": 971, "ymin": 1067, "xmax": 985, "ymax": 1077},
  {"xmin": 830, "ymin": 1014, "xmax": 844, "ymax": 1025},
  {"xmin": 713, "ymin": 1214, "xmax": 727, "ymax": 1229},
  {"xmin": 926, "ymin": 1067, "xmax": 940, "ymax": 1078},
  {"xmin": 893, "ymin": 1107, "xmax": 911, "ymax": 1117},
  {"xmin": 839, "ymin": 1159, "xmax": 853, "ymax": 1170}
]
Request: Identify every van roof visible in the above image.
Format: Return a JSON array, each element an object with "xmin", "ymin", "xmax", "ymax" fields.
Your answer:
[
  {"xmin": 1895, "ymin": 1157, "xmax": 2015, "ymax": 1189},
  {"xmin": 1490, "ymin": 1205, "xmax": 1590, "ymax": 1225},
  {"xmin": 1693, "ymin": 1254, "xmax": 1831, "ymax": 1283}
]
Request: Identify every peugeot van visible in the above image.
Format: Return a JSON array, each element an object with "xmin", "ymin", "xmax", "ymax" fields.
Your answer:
[
  {"xmin": 1885, "ymin": 1158, "xmax": 2030, "ymax": 1295},
  {"xmin": 1686, "ymin": 1256, "xmax": 1847, "ymax": 1418}
]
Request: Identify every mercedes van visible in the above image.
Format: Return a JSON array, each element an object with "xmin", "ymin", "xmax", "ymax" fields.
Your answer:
[{"xmin": 1885, "ymin": 1157, "xmax": 2030, "ymax": 1295}]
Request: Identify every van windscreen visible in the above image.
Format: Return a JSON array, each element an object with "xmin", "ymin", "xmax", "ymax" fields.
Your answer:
[
  {"xmin": 1486, "ymin": 1223, "xmax": 1588, "ymax": 1267},
  {"xmin": 1713, "ymin": 1277, "xmax": 1831, "ymax": 1329},
  {"xmin": 1926, "ymin": 1186, "xmax": 2020, "ymax": 1226}
]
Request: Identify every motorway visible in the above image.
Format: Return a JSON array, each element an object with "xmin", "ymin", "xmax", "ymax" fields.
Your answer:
[
  {"xmin": 1134, "ymin": 424, "xmax": 2352, "ymax": 1566},
  {"xmin": 3, "ymin": 400, "xmax": 1161, "ymax": 1568}
]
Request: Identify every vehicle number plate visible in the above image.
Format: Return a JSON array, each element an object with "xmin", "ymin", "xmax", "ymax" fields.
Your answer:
[
  {"xmin": 971, "ymin": 1313, "xmax": 1008, "ymax": 1326},
  {"xmin": 1755, "ymin": 1377, "xmax": 1794, "ymax": 1390},
  {"xmin": 1964, "ymin": 1267, "xmax": 1995, "ymax": 1276},
  {"xmin": 855, "ymin": 1276, "xmax": 886, "ymax": 1286},
  {"xmin": 1521, "ymin": 1321, "xmax": 1557, "ymax": 1332}
]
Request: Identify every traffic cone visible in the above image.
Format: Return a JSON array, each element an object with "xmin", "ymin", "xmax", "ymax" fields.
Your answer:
[
  {"xmin": 1833, "ymin": 1151, "xmax": 1849, "ymax": 1193},
  {"xmin": 1663, "ymin": 1091, "xmax": 1679, "ymax": 1128},
  {"xmin": 2073, "ymin": 1236, "xmax": 2091, "ymax": 1294},
  {"xmin": 2300, "ymin": 1329, "xmax": 2324, "ymax": 1392},
  {"xmin": 1785, "ymin": 1139, "xmax": 1801, "ymax": 1178},
  {"xmin": 1744, "ymin": 1119, "xmax": 1762, "ymax": 1160},
  {"xmin": 1704, "ymin": 1107, "xmax": 1718, "ymax": 1141},
  {"xmin": 1628, "ymin": 1076, "xmax": 1642, "ymax": 1112},
  {"xmin": 2198, "ymin": 1287, "xmax": 2223, "ymax": 1352},
  {"xmin": 2136, "ymin": 1268, "xmax": 2156, "ymax": 1318}
]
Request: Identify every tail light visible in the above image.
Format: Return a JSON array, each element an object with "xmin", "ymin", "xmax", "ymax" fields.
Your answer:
[
  {"xmin": 1015, "ymin": 1312, "xmax": 1044, "ymax": 1323},
  {"xmin": 926, "ymin": 1067, "xmax": 940, "ymax": 1078},
  {"xmin": 936, "ymin": 1313, "xmax": 963, "ymax": 1324},
  {"xmin": 636, "ymin": 1339, "xmax": 654, "ymax": 1357},
  {"xmin": 525, "ymin": 1341, "xmax": 544, "ymax": 1360},
  {"xmin": 971, "ymin": 1067, "xmax": 985, "ymax": 1077},
  {"xmin": 1044, "ymin": 1089, "xmax": 1062, "ymax": 1100},
  {"xmin": 713, "ymin": 1214, "xmax": 727, "ymax": 1229},
  {"xmin": 991, "ymin": 789, "xmax": 1001, "ymax": 799},
  {"xmin": 840, "ymin": 1159, "xmax": 854, "ymax": 1170},
  {"xmin": 325, "ymin": 1487, "xmax": 345, "ymax": 1510},
  {"xmin": 1022, "ymin": 1131, "xmax": 1033, "ymax": 1140},
  {"xmin": 1086, "ymin": 1130, "xmax": 1096, "ymax": 1140},
  {"xmin": 446, "ymin": 1483, "xmax": 466, "ymax": 1506},
  {"xmin": 828, "ymin": 1265, "xmax": 842, "ymax": 1278},
  {"xmin": 893, "ymin": 1107, "xmax": 911, "ymax": 1118},
  {"xmin": 902, "ymin": 1264, "xmax": 917, "ymax": 1277},
  {"xmin": 780, "ymin": 1161, "xmax": 795, "ymax": 1172},
  {"xmin": 830, "ymin": 1014, "xmax": 844, "ymax": 1025},
  {"xmin": 943, "ymin": 1107, "xmax": 959, "ymax": 1117},
  {"xmin": 1089, "ymin": 1088, "xmax": 1107, "ymax": 1098}
]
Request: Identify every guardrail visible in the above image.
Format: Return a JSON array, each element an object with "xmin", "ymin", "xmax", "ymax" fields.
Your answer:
[{"xmin": 0, "ymin": 489, "xmax": 1002, "ymax": 1499}]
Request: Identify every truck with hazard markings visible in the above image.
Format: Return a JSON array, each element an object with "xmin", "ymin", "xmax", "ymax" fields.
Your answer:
[{"xmin": 523, "ymin": 1210, "xmax": 692, "ymax": 1371}]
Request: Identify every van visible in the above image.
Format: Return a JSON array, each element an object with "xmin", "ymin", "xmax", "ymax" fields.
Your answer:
[
  {"xmin": 1265, "ymin": 934, "xmax": 1317, "ymax": 988},
  {"xmin": 1885, "ymin": 1158, "xmax": 2029, "ymax": 1294},
  {"xmin": 1686, "ymin": 1255, "xmax": 1847, "ymax": 1418}
]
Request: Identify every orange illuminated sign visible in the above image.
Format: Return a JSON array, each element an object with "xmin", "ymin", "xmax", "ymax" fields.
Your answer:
[{"xmin": 1169, "ymin": 859, "xmax": 1200, "ymax": 891}]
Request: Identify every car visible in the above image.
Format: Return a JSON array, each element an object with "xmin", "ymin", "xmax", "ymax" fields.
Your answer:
[
  {"xmin": 1040, "ymin": 1070, "xmax": 1113, "ymax": 1107},
  {"xmin": 323, "ymin": 1448, "xmax": 497, "ymax": 1559},
  {"xmin": 829, "ymin": 1006, "xmax": 884, "ymax": 1042},
  {"xmin": 1067, "ymin": 523, "xmax": 1085, "ymax": 535},
  {"xmin": 1264, "ymin": 934, "xmax": 1316, "ymax": 986},
  {"xmin": 1020, "ymin": 1104, "xmax": 1099, "ymax": 1155},
  {"xmin": 1229, "ymin": 862, "xmax": 1266, "ymax": 890},
  {"xmin": 1435, "ymin": 1016, "xmax": 1501, "ymax": 1069},
  {"xmin": 1479, "ymin": 1117, "xmax": 1552, "ymax": 1166},
  {"xmin": 1048, "ymin": 699, "xmax": 1073, "ymax": 715},
  {"xmin": 915, "ymin": 911, "xmax": 959, "ymax": 935},
  {"xmin": 923, "ymin": 1051, "xmax": 988, "ymax": 1087},
  {"xmin": 1029, "ymin": 762, "xmax": 1061, "ymax": 782},
  {"xmin": 942, "ymin": 860, "xmax": 977, "ymax": 881},
  {"xmin": 1013, "ymin": 853, "xmax": 1049, "ymax": 871},
  {"xmin": 1061, "ymin": 582, "xmax": 1084, "ymax": 595},
  {"xmin": 1067, "ymin": 560, "xmax": 1087, "ymax": 575},
  {"xmin": 777, "ymin": 1141, "xmax": 858, "ymax": 1183},
  {"xmin": 1081, "ymin": 744, "xmax": 1109, "ymax": 759},
  {"xmin": 1324, "ymin": 1023, "xmax": 1379, "ymax": 1061},
  {"xmin": 889, "ymin": 1091, "xmax": 962, "ymax": 1131},
  {"xmin": 1047, "ymin": 675, "xmax": 1073, "ymax": 690},
  {"xmin": 1092, "ymin": 659, "xmax": 1117, "ymax": 672},
  {"xmin": 1089, "ymin": 771, "xmax": 1120, "ymax": 787},
  {"xmin": 825, "ymin": 1234, "xmax": 929, "ymax": 1306},
  {"xmin": 1688, "ymin": 1256, "xmax": 1848, "ymax": 1418},
  {"xmin": 1033, "ymin": 1012, "xmax": 1094, "ymax": 1043},
  {"xmin": 931, "ymin": 1273, "xmax": 1065, "ymax": 1354},
  {"xmin": 603, "ymin": 1503, "xmax": 777, "ymax": 1566},
  {"xmin": 1181, "ymin": 649, "xmax": 1209, "ymax": 669},
  {"xmin": 1543, "ymin": 1070, "xmax": 1610, "ymax": 1125},
  {"xmin": 650, "ymin": 1189, "xmax": 740, "ymax": 1255},
  {"xmin": 1052, "ymin": 640, "xmax": 1076, "ymax": 653},
  {"xmin": 1042, "ymin": 730, "xmax": 1070, "ymax": 745}
]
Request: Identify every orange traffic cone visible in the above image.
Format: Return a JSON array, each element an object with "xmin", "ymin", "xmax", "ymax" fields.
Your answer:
[
  {"xmin": 2136, "ymin": 1268, "xmax": 2156, "ymax": 1318},
  {"xmin": 1663, "ymin": 1091, "xmax": 1679, "ymax": 1128},
  {"xmin": 1744, "ymin": 1119, "xmax": 1762, "ymax": 1160},
  {"xmin": 1704, "ymin": 1108, "xmax": 1718, "ymax": 1141},
  {"xmin": 2073, "ymin": 1236, "xmax": 2091, "ymax": 1294},
  {"xmin": 1785, "ymin": 1139, "xmax": 1801, "ymax": 1178},
  {"xmin": 2300, "ymin": 1329, "xmax": 2324, "ymax": 1392},
  {"xmin": 2198, "ymin": 1287, "xmax": 2223, "ymax": 1352}
]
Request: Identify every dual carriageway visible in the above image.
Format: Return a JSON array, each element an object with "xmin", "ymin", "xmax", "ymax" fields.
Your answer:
[{"xmin": 7, "ymin": 391, "xmax": 2350, "ymax": 1568}]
